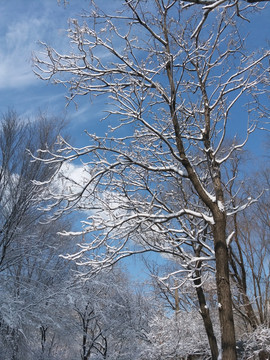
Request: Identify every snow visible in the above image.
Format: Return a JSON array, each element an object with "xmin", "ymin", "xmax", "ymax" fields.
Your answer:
[
  {"xmin": 217, "ymin": 200, "xmax": 225, "ymax": 212},
  {"xmin": 218, "ymin": 349, "xmax": 223, "ymax": 360},
  {"xmin": 226, "ymin": 231, "xmax": 235, "ymax": 246}
]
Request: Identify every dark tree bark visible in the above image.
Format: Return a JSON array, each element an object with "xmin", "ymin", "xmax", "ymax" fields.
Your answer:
[
  {"xmin": 193, "ymin": 269, "xmax": 219, "ymax": 360},
  {"xmin": 213, "ymin": 212, "xmax": 237, "ymax": 360}
]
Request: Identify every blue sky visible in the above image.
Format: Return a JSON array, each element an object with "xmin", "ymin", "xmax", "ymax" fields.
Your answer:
[
  {"xmin": 0, "ymin": 0, "xmax": 269, "ymax": 153},
  {"xmin": 0, "ymin": 0, "xmax": 99, "ymax": 143}
]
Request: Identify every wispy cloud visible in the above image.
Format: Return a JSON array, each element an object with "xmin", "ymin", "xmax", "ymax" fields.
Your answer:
[
  {"xmin": 0, "ymin": 17, "xmax": 39, "ymax": 88},
  {"xmin": 0, "ymin": 1, "xmax": 70, "ymax": 90}
]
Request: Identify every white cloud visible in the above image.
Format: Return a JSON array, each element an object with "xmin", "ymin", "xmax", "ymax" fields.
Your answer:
[
  {"xmin": 0, "ymin": 1, "xmax": 70, "ymax": 90},
  {"xmin": 59, "ymin": 162, "xmax": 90, "ymax": 191},
  {"xmin": 0, "ymin": 17, "xmax": 39, "ymax": 89}
]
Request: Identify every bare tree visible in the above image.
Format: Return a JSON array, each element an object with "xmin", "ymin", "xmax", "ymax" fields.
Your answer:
[
  {"xmin": 73, "ymin": 286, "xmax": 107, "ymax": 360},
  {"xmin": 33, "ymin": 1, "xmax": 270, "ymax": 358},
  {"xmin": 75, "ymin": 303, "xmax": 107, "ymax": 360},
  {"xmin": 0, "ymin": 111, "xmax": 70, "ymax": 359},
  {"xmin": 0, "ymin": 111, "xmax": 66, "ymax": 272},
  {"xmin": 227, "ymin": 164, "xmax": 270, "ymax": 331}
]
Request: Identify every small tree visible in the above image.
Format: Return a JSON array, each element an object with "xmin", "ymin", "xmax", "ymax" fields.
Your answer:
[
  {"xmin": 66, "ymin": 268, "xmax": 152, "ymax": 360},
  {"xmin": 34, "ymin": 1, "xmax": 270, "ymax": 358}
]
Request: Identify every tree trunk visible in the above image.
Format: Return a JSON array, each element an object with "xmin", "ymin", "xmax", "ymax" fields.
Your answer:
[
  {"xmin": 193, "ymin": 242, "xmax": 219, "ymax": 360},
  {"xmin": 213, "ymin": 212, "xmax": 237, "ymax": 360},
  {"xmin": 194, "ymin": 277, "xmax": 219, "ymax": 360},
  {"xmin": 242, "ymin": 290, "xmax": 259, "ymax": 330}
]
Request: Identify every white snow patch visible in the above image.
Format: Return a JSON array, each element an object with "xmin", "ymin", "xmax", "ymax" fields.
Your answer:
[
  {"xmin": 217, "ymin": 200, "xmax": 225, "ymax": 212},
  {"xmin": 226, "ymin": 231, "xmax": 235, "ymax": 246},
  {"xmin": 218, "ymin": 349, "xmax": 223, "ymax": 360}
]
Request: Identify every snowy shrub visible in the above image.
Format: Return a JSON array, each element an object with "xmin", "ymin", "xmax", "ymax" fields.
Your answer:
[{"xmin": 240, "ymin": 327, "xmax": 270, "ymax": 359}]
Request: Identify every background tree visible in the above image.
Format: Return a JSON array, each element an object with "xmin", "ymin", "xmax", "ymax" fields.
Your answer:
[
  {"xmin": 34, "ymin": 1, "xmax": 270, "ymax": 358},
  {"xmin": 0, "ymin": 111, "xmax": 66, "ymax": 271},
  {"xmin": 0, "ymin": 111, "xmax": 75, "ymax": 359},
  {"xmin": 58, "ymin": 267, "xmax": 153, "ymax": 360},
  {"xmin": 0, "ymin": 110, "xmax": 156, "ymax": 360},
  {"xmin": 227, "ymin": 163, "xmax": 270, "ymax": 331}
]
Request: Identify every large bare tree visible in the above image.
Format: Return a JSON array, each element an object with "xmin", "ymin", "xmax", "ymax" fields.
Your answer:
[{"xmin": 34, "ymin": 1, "xmax": 270, "ymax": 358}]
